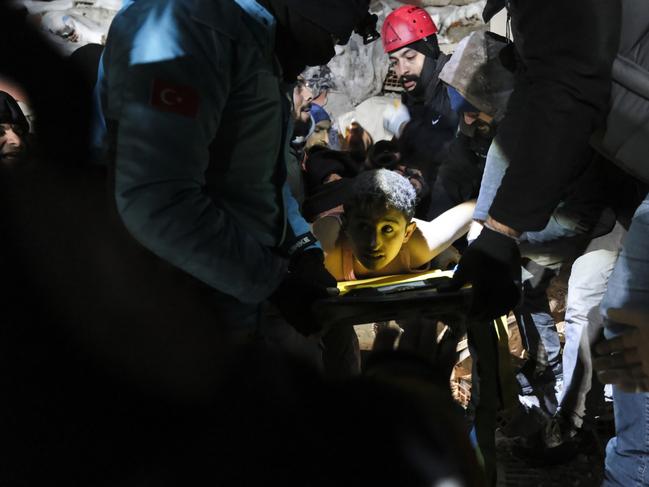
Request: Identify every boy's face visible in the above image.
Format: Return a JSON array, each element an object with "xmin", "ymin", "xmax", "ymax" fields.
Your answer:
[{"xmin": 344, "ymin": 205, "xmax": 416, "ymax": 271}]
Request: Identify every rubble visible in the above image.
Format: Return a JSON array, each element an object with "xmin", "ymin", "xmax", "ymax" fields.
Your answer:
[
  {"xmin": 330, "ymin": 0, "xmax": 487, "ymax": 134},
  {"xmin": 10, "ymin": 0, "xmax": 488, "ymax": 129},
  {"xmin": 12, "ymin": 0, "xmax": 119, "ymax": 54}
]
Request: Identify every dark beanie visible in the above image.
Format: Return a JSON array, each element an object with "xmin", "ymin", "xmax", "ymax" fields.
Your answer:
[
  {"xmin": 0, "ymin": 91, "xmax": 29, "ymax": 133},
  {"xmin": 447, "ymin": 86, "xmax": 480, "ymax": 113},
  {"xmin": 408, "ymin": 36, "xmax": 441, "ymax": 59}
]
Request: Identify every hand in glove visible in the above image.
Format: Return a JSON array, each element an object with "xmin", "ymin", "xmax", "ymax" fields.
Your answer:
[
  {"xmin": 439, "ymin": 226, "xmax": 522, "ymax": 320},
  {"xmin": 270, "ymin": 248, "xmax": 339, "ymax": 336},
  {"xmin": 383, "ymin": 101, "xmax": 411, "ymax": 137}
]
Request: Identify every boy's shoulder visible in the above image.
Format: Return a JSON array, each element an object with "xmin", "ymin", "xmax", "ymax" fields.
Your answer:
[{"xmin": 405, "ymin": 222, "xmax": 434, "ymax": 269}]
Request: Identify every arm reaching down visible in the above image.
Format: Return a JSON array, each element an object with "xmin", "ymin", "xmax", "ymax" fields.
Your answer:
[{"xmin": 408, "ymin": 200, "xmax": 476, "ymax": 268}]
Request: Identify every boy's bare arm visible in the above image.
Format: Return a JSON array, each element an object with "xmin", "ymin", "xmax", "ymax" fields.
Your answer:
[{"xmin": 408, "ymin": 201, "xmax": 476, "ymax": 268}]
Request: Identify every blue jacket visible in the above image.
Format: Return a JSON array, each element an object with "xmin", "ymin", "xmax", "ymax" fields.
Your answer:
[{"xmin": 96, "ymin": 0, "xmax": 316, "ymax": 303}]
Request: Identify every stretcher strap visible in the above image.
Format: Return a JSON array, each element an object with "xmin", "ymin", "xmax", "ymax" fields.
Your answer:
[{"xmin": 494, "ymin": 315, "xmax": 518, "ymax": 410}]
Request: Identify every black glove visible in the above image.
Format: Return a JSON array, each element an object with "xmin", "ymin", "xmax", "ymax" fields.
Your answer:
[
  {"xmin": 440, "ymin": 227, "xmax": 521, "ymax": 320},
  {"xmin": 270, "ymin": 248, "xmax": 338, "ymax": 336}
]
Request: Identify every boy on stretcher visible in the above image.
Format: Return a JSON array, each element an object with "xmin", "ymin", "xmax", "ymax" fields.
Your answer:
[{"xmin": 316, "ymin": 169, "xmax": 475, "ymax": 281}]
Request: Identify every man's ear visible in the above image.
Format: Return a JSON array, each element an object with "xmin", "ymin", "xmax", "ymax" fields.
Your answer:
[{"xmin": 403, "ymin": 220, "xmax": 416, "ymax": 243}]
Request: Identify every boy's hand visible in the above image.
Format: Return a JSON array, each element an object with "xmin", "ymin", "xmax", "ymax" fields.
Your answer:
[
  {"xmin": 594, "ymin": 308, "xmax": 649, "ymax": 393},
  {"xmin": 270, "ymin": 249, "xmax": 338, "ymax": 336}
]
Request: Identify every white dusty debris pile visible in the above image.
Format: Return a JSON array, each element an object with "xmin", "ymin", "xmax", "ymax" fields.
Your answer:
[
  {"xmin": 328, "ymin": 0, "xmax": 486, "ymax": 141},
  {"xmin": 10, "ymin": 0, "xmax": 487, "ymax": 141},
  {"xmin": 11, "ymin": 0, "xmax": 121, "ymax": 54},
  {"xmin": 329, "ymin": 0, "xmax": 486, "ymax": 109}
]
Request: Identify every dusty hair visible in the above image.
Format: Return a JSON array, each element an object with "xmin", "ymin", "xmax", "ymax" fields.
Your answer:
[{"xmin": 345, "ymin": 169, "xmax": 417, "ymax": 220}]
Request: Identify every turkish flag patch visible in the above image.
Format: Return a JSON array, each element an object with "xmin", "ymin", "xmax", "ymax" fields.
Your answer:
[{"xmin": 150, "ymin": 78, "xmax": 200, "ymax": 118}]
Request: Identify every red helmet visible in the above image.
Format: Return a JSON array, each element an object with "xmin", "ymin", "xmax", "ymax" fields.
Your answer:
[{"xmin": 381, "ymin": 6, "xmax": 438, "ymax": 54}]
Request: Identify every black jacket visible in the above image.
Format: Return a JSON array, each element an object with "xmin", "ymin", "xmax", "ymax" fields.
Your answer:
[
  {"xmin": 483, "ymin": 0, "xmax": 622, "ymax": 231},
  {"xmin": 424, "ymin": 132, "xmax": 488, "ymax": 221},
  {"xmin": 439, "ymin": 134, "xmax": 487, "ymax": 205},
  {"xmin": 398, "ymin": 54, "xmax": 459, "ymax": 175}
]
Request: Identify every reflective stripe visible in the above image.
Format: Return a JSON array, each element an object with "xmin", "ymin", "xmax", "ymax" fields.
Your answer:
[
  {"xmin": 282, "ymin": 182, "xmax": 322, "ymax": 255},
  {"xmin": 233, "ymin": 0, "xmax": 275, "ymax": 31}
]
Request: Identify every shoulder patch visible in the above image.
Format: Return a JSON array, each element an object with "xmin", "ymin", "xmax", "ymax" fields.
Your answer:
[{"xmin": 150, "ymin": 78, "xmax": 200, "ymax": 118}]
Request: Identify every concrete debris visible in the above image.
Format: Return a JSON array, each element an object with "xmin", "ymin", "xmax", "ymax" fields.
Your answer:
[
  {"xmin": 12, "ymin": 0, "xmax": 119, "ymax": 54},
  {"xmin": 326, "ymin": 1, "xmax": 487, "ymax": 121},
  {"xmin": 10, "ymin": 0, "xmax": 488, "ymax": 127}
]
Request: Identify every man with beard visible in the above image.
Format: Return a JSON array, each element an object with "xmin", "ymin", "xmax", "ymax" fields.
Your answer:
[
  {"xmin": 292, "ymin": 75, "xmax": 314, "ymax": 140},
  {"xmin": 287, "ymin": 75, "xmax": 314, "ymax": 205},
  {"xmin": 95, "ymin": 0, "xmax": 374, "ymax": 345},
  {"xmin": 306, "ymin": 105, "xmax": 332, "ymax": 149},
  {"xmin": 0, "ymin": 91, "xmax": 29, "ymax": 166},
  {"xmin": 381, "ymin": 5, "xmax": 458, "ymax": 172}
]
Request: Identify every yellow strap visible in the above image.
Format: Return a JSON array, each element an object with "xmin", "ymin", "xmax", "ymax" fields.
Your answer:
[
  {"xmin": 336, "ymin": 269, "xmax": 455, "ymax": 295},
  {"xmin": 494, "ymin": 315, "xmax": 518, "ymax": 410}
]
